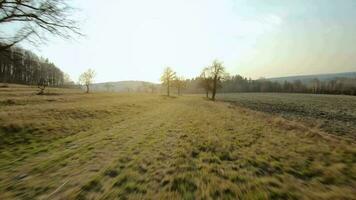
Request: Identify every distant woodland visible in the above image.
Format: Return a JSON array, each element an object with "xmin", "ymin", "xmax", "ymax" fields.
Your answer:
[
  {"xmin": 183, "ymin": 75, "xmax": 356, "ymax": 96},
  {"xmin": 0, "ymin": 44, "xmax": 65, "ymax": 86}
]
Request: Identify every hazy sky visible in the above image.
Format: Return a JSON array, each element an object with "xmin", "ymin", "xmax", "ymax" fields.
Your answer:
[{"xmin": 30, "ymin": 0, "xmax": 356, "ymax": 83}]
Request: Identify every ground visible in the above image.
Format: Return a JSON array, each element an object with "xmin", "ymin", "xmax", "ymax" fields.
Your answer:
[
  {"xmin": 218, "ymin": 93, "xmax": 356, "ymax": 138},
  {"xmin": 0, "ymin": 86, "xmax": 355, "ymax": 199}
]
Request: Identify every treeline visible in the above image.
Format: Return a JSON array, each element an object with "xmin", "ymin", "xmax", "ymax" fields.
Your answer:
[
  {"xmin": 160, "ymin": 61, "xmax": 356, "ymax": 98},
  {"xmin": 183, "ymin": 75, "xmax": 356, "ymax": 96},
  {"xmin": 0, "ymin": 44, "xmax": 64, "ymax": 86},
  {"xmin": 223, "ymin": 76, "xmax": 356, "ymax": 95}
]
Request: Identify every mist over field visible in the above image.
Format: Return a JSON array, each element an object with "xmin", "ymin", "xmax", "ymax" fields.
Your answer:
[{"xmin": 0, "ymin": 0, "xmax": 355, "ymax": 199}]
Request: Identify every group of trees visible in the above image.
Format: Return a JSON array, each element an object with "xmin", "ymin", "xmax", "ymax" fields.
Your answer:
[
  {"xmin": 161, "ymin": 60, "xmax": 356, "ymax": 98},
  {"xmin": 0, "ymin": 45, "xmax": 65, "ymax": 87},
  {"xmin": 160, "ymin": 67, "xmax": 187, "ymax": 96},
  {"xmin": 0, "ymin": 42, "xmax": 97, "ymax": 94},
  {"xmin": 180, "ymin": 75, "xmax": 356, "ymax": 96},
  {"xmin": 198, "ymin": 60, "xmax": 227, "ymax": 101},
  {"xmin": 0, "ymin": 0, "xmax": 81, "ymax": 94},
  {"xmin": 0, "ymin": 43, "xmax": 98, "ymax": 94},
  {"xmin": 161, "ymin": 60, "xmax": 226, "ymax": 101}
]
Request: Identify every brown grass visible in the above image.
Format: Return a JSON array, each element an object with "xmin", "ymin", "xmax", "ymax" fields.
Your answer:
[{"xmin": 0, "ymin": 86, "xmax": 355, "ymax": 199}]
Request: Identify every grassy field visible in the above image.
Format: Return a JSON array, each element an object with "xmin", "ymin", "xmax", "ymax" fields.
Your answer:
[
  {"xmin": 218, "ymin": 93, "xmax": 356, "ymax": 139},
  {"xmin": 0, "ymin": 86, "xmax": 355, "ymax": 199}
]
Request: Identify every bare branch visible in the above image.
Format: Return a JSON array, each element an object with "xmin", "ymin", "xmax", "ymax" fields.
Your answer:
[{"xmin": 0, "ymin": 0, "xmax": 82, "ymax": 52}]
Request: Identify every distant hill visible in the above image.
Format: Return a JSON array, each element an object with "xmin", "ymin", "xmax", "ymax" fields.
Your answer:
[
  {"xmin": 268, "ymin": 72, "xmax": 356, "ymax": 83},
  {"xmin": 91, "ymin": 81, "xmax": 160, "ymax": 92}
]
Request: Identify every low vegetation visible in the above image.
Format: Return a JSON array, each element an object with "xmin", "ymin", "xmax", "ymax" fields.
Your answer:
[
  {"xmin": 218, "ymin": 93, "xmax": 356, "ymax": 138},
  {"xmin": 0, "ymin": 86, "xmax": 355, "ymax": 199}
]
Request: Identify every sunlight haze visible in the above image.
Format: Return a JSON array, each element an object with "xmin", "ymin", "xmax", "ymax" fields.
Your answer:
[
  {"xmin": 1, "ymin": 1, "xmax": 356, "ymax": 198},
  {"xmin": 31, "ymin": 0, "xmax": 356, "ymax": 83}
]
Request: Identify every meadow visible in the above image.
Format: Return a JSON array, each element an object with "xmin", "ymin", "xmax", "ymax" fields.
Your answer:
[{"xmin": 0, "ymin": 86, "xmax": 355, "ymax": 199}]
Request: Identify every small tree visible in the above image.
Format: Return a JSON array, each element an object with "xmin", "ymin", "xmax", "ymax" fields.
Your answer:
[
  {"xmin": 160, "ymin": 67, "xmax": 176, "ymax": 96},
  {"xmin": 37, "ymin": 77, "xmax": 48, "ymax": 95},
  {"xmin": 79, "ymin": 69, "xmax": 95, "ymax": 93},
  {"xmin": 199, "ymin": 67, "xmax": 213, "ymax": 98},
  {"xmin": 209, "ymin": 60, "xmax": 226, "ymax": 101},
  {"xmin": 173, "ymin": 76, "xmax": 187, "ymax": 96}
]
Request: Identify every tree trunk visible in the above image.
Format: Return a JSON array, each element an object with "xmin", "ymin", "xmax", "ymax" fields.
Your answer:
[
  {"xmin": 206, "ymin": 90, "xmax": 209, "ymax": 98},
  {"xmin": 86, "ymin": 84, "xmax": 89, "ymax": 93},
  {"xmin": 212, "ymin": 76, "xmax": 217, "ymax": 101},
  {"xmin": 167, "ymin": 80, "xmax": 170, "ymax": 96},
  {"xmin": 38, "ymin": 88, "xmax": 45, "ymax": 95}
]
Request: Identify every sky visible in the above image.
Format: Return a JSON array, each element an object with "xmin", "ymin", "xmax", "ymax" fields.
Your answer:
[{"xmin": 28, "ymin": 0, "xmax": 356, "ymax": 83}]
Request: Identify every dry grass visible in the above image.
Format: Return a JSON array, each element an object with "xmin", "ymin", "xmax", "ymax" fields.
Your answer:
[{"xmin": 0, "ymin": 86, "xmax": 355, "ymax": 199}]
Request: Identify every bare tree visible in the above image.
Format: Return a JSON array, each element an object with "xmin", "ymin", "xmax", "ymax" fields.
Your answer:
[
  {"xmin": 37, "ymin": 77, "xmax": 48, "ymax": 95},
  {"xmin": 0, "ymin": 0, "xmax": 81, "ymax": 52},
  {"xmin": 209, "ymin": 60, "xmax": 226, "ymax": 101},
  {"xmin": 199, "ymin": 67, "xmax": 213, "ymax": 98},
  {"xmin": 173, "ymin": 76, "xmax": 186, "ymax": 96},
  {"xmin": 79, "ymin": 69, "xmax": 95, "ymax": 93},
  {"xmin": 160, "ymin": 67, "xmax": 176, "ymax": 96}
]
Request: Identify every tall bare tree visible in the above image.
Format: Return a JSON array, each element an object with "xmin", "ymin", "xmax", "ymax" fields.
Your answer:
[
  {"xmin": 209, "ymin": 60, "xmax": 226, "ymax": 101},
  {"xmin": 199, "ymin": 67, "xmax": 213, "ymax": 98},
  {"xmin": 0, "ymin": 0, "xmax": 81, "ymax": 52},
  {"xmin": 160, "ymin": 67, "xmax": 176, "ymax": 96},
  {"xmin": 79, "ymin": 69, "xmax": 95, "ymax": 93}
]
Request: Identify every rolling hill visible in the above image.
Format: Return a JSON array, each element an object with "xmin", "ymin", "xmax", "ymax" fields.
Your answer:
[{"xmin": 91, "ymin": 81, "xmax": 160, "ymax": 92}]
